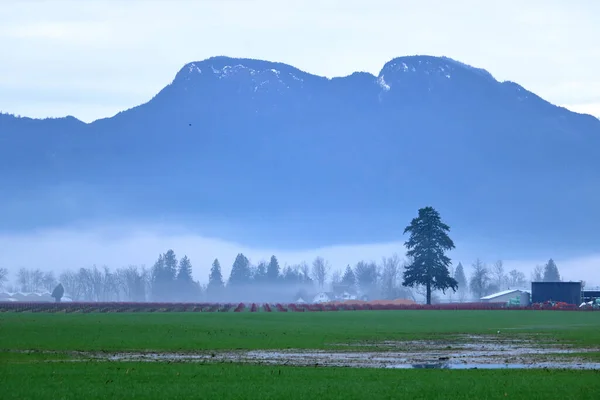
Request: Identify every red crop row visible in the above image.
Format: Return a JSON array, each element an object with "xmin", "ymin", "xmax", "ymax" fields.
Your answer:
[
  {"xmin": 0, "ymin": 301, "xmax": 596, "ymax": 313},
  {"xmin": 531, "ymin": 301, "xmax": 580, "ymax": 310}
]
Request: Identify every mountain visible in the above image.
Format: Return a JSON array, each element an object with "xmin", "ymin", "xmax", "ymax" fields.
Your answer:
[{"xmin": 1, "ymin": 55, "xmax": 599, "ymax": 253}]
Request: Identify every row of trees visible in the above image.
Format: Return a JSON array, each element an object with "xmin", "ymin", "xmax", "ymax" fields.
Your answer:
[
  {"xmin": 0, "ymin": 207, "xmax": 567, "ymax": 304},
  {"xmin": 152, "ymin": 252, "xmax": 411, "ymax": 303},
  {"xmin": 0, "ymin": 253, "xmax": 561, "ymax": 304},
  {"xmin": 464, "ymin": 259, "xmax": 558, "ymax": 300},
  {"xmin": 0, "ymin": 267, "xmax": 58, "ymax": 293},
  {"xmin": 0, "ymin": 252, "xmax": 408, "ymax": 303}
]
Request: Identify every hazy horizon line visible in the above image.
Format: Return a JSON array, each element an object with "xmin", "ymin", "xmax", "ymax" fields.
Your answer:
[{"xmin": 1, "ymin": 223, "xmax": 598, "ymax": 288}]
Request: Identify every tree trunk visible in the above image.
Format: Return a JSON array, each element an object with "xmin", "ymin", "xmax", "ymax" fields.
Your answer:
[{"xmin": 426, "ymin": 282, "xmax": 432, "ymax": 305}]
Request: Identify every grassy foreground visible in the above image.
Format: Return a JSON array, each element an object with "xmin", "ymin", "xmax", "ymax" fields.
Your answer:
[
  {"xmin": 1, "ymin": 310, "xmax": 599, "ymax": 351},
  {"xmin": 1, "ymin": 311, "xmax": 599, "ymax": 399},
  {"xmin": 1, "ymin": 360, "xmax": 599, "ymax": 400}
]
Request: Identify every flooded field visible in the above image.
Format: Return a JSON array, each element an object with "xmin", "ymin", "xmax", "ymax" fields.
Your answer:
[{"xmin": 88, "ymin": 335, "xmax": 600, "ymax": 370}]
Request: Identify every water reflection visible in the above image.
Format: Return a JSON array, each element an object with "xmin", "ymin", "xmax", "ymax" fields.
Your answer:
[{"xmin": 410, "ymin": 363, "xmax": 450, "ymax": 369}]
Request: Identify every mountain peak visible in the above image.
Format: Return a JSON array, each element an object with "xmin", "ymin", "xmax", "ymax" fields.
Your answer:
[
  {"xmin": 379, "ymin": 55, "xmax": 496, "ymax": 83},
  {"xmin": 177, "ymin": 56, "xmax": 311, "ymax": 84},
  {"xmin": 170, "ymin": 56, "xmax": 316, "ymax": 96},
  {"xmin": 3, "ymin": 54, "xmax": 600, "ymax": 254}
]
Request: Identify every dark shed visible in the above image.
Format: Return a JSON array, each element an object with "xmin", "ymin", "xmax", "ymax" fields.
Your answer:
[{"xmin": 531, "ymin": 282, "xmax": 582, "ymax": 305}]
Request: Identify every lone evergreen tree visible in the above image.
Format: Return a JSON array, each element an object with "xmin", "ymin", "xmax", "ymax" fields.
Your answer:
[
  {"xmin": 543, "ymin": 259, "xmax": 561, "ymax": 282},
  {"xmin": 402, "ymin": 206, "xmax": 458, "ymax": 305}
]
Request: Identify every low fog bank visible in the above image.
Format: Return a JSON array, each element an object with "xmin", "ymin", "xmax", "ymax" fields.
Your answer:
[{"xmin": 0, "ymin": 223, "xmax": 598, "ymax": 303}]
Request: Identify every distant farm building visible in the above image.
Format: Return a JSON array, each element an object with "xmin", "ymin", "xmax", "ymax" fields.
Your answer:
[
  {"xmin": 0, "ymin": 291, "xmax": 72, "ymax": 303},
  {"xmin": 582, "ymin": 287, "xmax": 600, "ymax": 303},
  {"xmin": 480, "ymin": 289, "xmax": 530, "ymax": 306},
  {"xmin": 531, "ymin": 281, "xmax": 582, "ymax": 305},
  {"xmin": 338, "ymin": 291, "xmax": 358, "ymax": 301},
  {"xmin": 312, "ymin": 292, "xmax": 335, "ymax": 303}
]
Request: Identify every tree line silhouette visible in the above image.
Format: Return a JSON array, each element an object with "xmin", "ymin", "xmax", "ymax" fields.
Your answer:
[{"xmin": 0, "ymin": 208, "xmax": 564, "ymax": 304}]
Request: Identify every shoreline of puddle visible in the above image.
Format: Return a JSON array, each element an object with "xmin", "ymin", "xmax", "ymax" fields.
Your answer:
[
  {"xmin": 10, "ymin": 335, "xmax": 600, "ymax": 370},
  {"xmin": 95, "ymin": 351, "xmax": 600, "ymax": 370},
  {"xmin": 88, "ymin": 335, "xmax": 600, "ymax": 370}
]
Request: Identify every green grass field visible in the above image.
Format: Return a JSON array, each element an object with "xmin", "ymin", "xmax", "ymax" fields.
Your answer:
[{"xmin": 1, "ymin": 310, "xmax": 600, "ymax": 399}]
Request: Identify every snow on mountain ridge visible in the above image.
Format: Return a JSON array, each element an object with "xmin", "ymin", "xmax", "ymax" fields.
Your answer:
[
  {"xmin": 177, "ymin": 55, "xmax": 505, "ymax": 97},
  {"xmin": 377, "ymin": 75, "xmax": 391, "ymax": 91},
  {"xmin": 172, "ymin": 55, "xmax": 568, "ymax": 108},
  {"xmin": 180, "ymin": 59, "xmax": 307, "ymax": 93},
  {"xmin": 379, "ymin": 55, "xmax": 497, "ymax": 82}
]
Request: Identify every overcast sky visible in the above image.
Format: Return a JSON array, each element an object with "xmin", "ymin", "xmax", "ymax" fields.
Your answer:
[{"xmin": 1, "ymin": 0, "xmax": 599, "ymax": 122}]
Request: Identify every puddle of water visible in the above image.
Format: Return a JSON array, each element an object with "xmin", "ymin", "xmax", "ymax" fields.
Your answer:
[
  {"xmin": 11, "ymin": 334, "xmax": 600, "ymax": 370},
  {"xmin": 96, "ymin": 349, "xmax": 600, "ymax": 370},
  {"xmin": 66, "ymin": 334, "xmax": 600, "ymax": 370},
  {"xmin": 388, "ymin": 363, "xmax": 600, "ymax": 370}
]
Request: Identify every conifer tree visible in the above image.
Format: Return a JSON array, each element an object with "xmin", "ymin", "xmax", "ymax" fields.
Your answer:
[
  {"xmin": 177, "ymin": 256, "xmax": 193, "ymax": 283},
  {"xmin": 228, "ymin": 253, "xmax": 252, "ymax": 286},
  {"xmin": 402, "ymin": 206, "xmax": 458, "ymax": 304},
  {"xmin": 164, "ymin": 250, "xmax": 178, "ymax": 280},
  {"xmin": 254, "ymin": 261, "xmax": 268, "ymax": 283},
  {"xmin": 266, "ymin": 255, "xmax": 280, "ymax": 283},
  {"xmin": 454, "ymin": 262, "xmax": 467, "ymax": 290},
  {"xmin": 543, "ymin": 259, "xmax": 561, "ymax": 282},
  {"xmin": 341, "ymin": 265, "xmax": 356, "ymax": 292},
  {"xmin": 150, "ymin": 254, "xmax": 166, "ymax": 301},
  {"xmin": 207, "ymin": 258, "xmax": 225, "ymax": 299},
  {"xmin": 176, "ymin": 256, "xmax": 196, "ymax": 301}
]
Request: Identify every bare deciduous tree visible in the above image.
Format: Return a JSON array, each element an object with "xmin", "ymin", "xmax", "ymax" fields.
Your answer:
[
  {"xmin": 311, "ymin": 257, "xmax": 330, "ymax": 289},
  {"xmin": 330, "ymin": 269, "xmax": 342, "ymax": 286},
  {"xmin": 0, "ymin": 268, "xmax": 8, "ymax": 289},
  {"xmin": 42, "ymin": 272, "xmax": 57, "ymax": 292},
  {"xmin": 298, "ymin": 262, "xmax": 311, "ymax": 283},
  {"xmin": 507, "ymin": 269, "xmax": 526, "ymax": 288},
  {"xmin": 31, "ymin": 269, "xmax": 44, "ymax": 292},
  {"xmin": 469, "ymin": 258, "xmax": 490, "ymax": 300},
  {"xmin": 17, "ymin": 268, "xmax": 31, "ymax": 292},
  {"xmin": 492, "ymin": 260, "xmax": 506, "ymax": 290},
  {"xmin": 354, "ymin": 261, "xmax": 378, "ymax": 296},
  {"xmin": 117, "ymin": 265, "xmax": 149, "ymax": 302},
  {"xmin": 380, "ymin": 254, "xmax": 401, "ymax": 299},
  {"xmin": 531, "ymin": 265, "xmax": 544, "ymax": 282},
  {"xmin": 59, "ymin": 270, "xmax": 82, "ymax": 300}
]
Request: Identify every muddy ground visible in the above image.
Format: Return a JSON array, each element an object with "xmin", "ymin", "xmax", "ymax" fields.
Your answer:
[{"xmin": 84, "ymin": 335, "xmax": 600, "ymax": 370}]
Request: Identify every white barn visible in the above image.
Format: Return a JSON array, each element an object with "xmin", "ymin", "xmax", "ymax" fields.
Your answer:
[
  {"xmin": 312, "ymin": 292, "xmax": 334, "ymax": 303},
  {"xmin": 480, "ymin": 289, "xmax": 530, "ymax": 306}
]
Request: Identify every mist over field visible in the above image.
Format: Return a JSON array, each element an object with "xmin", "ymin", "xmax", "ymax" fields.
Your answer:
[{"xmin": 1, "ymin": 222, "xmax": 597, "ymax": 299}]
